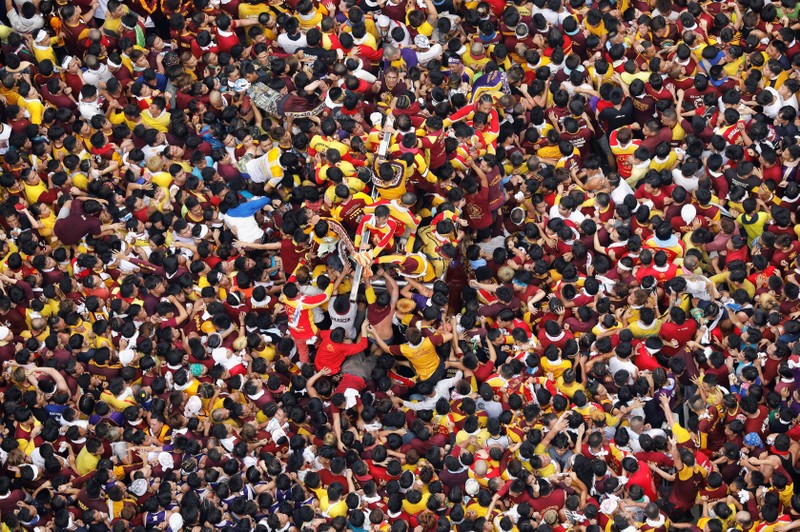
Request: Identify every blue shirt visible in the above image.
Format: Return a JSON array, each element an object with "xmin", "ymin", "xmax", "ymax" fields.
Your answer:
[
  {"xmin": 227, "ymin": 196, "xmax": 271, "ymax": 218},
  {"xmin": 136, "ymin": 74, "xmax": 168, "ymax": 93}
]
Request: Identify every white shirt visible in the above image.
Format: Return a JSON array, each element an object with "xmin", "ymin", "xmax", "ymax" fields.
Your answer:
[
  {"xmin": 83, "ymin": 64, "xmax": 114, "ymax": 87},
  {"xmin": 611, "ymin": 179, "xmax": 635, "ymax": 206},
  {"xmin": 78, "ymin": 98, "xmax": 104, "ymax": 120},
  {"xmin": 8, "ymin": 11, "xmax": 44, "ymax": 34},
  {"xmin": 608, "ymin": 356, "xmax": 638, "ymax": 383},
  {"xmin": 330, "ymin": 302, "xmax": 358, "ymax": 340},
  {"xmin": 223, "ymin": 212, "xmax": 264, "ymax": 243},
  {"xmin": 762, "ymin": 87, "xmax": 783, "ymax": 119},
  {"xmin": 0, "ymin": 123, "xmax": 11, "ymax": 155},
  {"xmin": 417, "ymin": 43, "xmax": 443, "ymax": 67},
  {"xmin": 277, "ymin": 33, "xmax": 307, "ymax": 54},
  {"xmin": 671, "ymin": 168, "xmax": 699, "ymax": 192},
  {"xmin": 548, "ymin": 204, "xmax": 586, "ymax": 225},
  {"xmin": 402, "ymin": 371, "xmax": 463, "ymax": 411}
]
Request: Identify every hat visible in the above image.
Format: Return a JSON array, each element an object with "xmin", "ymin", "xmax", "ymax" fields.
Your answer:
[
  {"xmin": 184, "ymin": 395, "xmax": 202, "ymax": 418},
  {"xmin": 61, "ymin": 55, "xmax": 73, "ymax": 70},
  {"xmin": 465, "ymin": 478, "xmax": 479, "ymax": 496},
  {"xmin": 168, "ymin": 513, "xmax": 184, "ymax": 532},
  {"xmin": 447, "ymin": 55, "xmax": 462, "ymax": 65},
  {"xmin": 129, "ymin": 478, "xmax": 148, "ymax": 497},
  {"xmin": 414, "ymin": 34, "xmax": 430, "ymax": 49},
  {"xmin": 0, "ymin": 326, "xmax": 10, "ymax": 345},
  {"xmin": 743, "ymin": 432, "xmax": 763, "ymax": 447},
  {"xmin": 369, "ymin": 112, "xmax": 383, "ymax": 127},
  {"xmin": 189, "ymin": 363, "xmax": 204, "ymax": 377},
  {"xmin": 599, "ymin": 498, "xmax": 618, "ymax": 515},
  {"xmin": 157, "ymin": 452, "xmax": 175, "ymax": 470},
  {"xmin": 35, "ymin": 30, "xmax": 49, "ymax": 43},
  {"xmin": 234, "ymin": 79, "xmax": 250, "ymax": 93},
  {"xmin": 118, "ymin": 349, "xmax": 135, "ymax": 366},
  {"xmin": 731, "ymin": 235, "xmax": 746, "ymax": 248},
  {"xmin": 680, "ymin": 204, "xmax": 696, "ymax": 225},
  {"xmin": 377, "ymin": 14, "xmax": 391, "ymax": 27}
]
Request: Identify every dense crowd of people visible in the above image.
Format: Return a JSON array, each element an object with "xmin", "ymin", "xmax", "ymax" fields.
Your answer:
[{"xmin": 3, "ymin": 0, "xmax": 800, "ymax": 530}]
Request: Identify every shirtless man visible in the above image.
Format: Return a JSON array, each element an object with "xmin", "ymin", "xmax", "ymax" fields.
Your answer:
[{"xmin": 365, "ymin": 269, "xmax": 399, "ymax": 352}]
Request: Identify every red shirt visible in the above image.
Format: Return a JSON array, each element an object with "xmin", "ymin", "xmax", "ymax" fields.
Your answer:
[
  {"xmin": 314, "ymin": 332, "xmax": 368, "ymax": 374},
  {"xmin": 464, "ymin": 186, "xmax": 492, "ymax": 230}
]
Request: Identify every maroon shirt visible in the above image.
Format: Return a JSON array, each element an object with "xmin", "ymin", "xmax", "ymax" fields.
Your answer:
[{"xmin": 53, "ymin": 200, "xmax": 102, "ymax": 245}]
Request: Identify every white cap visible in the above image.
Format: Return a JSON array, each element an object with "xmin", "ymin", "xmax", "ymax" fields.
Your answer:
[
  {"xmin": 35, "ymin": 30, "xmax": 48, "ymax": 43},
  {"xmin": 234, "ymin": 78, "xmax": 250, "ymax": 93},
  {"xmin": 158, "ymin": 452, "xmax": 174, "ymax": 470},
  {"xmin": 0, "ymin": 326, "xmax": 10, "ymax": 343},
  {"xmin": 600, "ymin": 498, "xmax": 618, "ymax": 515},
  {"xmin": 377, "ymin": 15, "xmax": 391, "ymax": 27},
  {"xmin": 465, "ymin": 478, "xmax": 479, "ymax": 496},
  {"xmin": 168, "ymin": 513, "xmax": 184, "ymax": 532},
  {"xmin": 61, "ymin": 55, "xmax": 73, "ymax": 70},
  {"xmin": 414, "ymin": 34, "xmax": 430, "ymax": 49},
  {"xmin": 184, "ymin": 396, "xmax": 202, "ymax": 418},
  {"xmin": 681, "ymin": 203, "xmax": 697, "ymax": 225},
  {"xmin": 119, "ymin": 348, "xmax": 136, "ymax": 366},
  {"xmin": 129, "ymin": 478, "xmax": 148, "ymax": 497},
  {"xmin": 370, "ymin": 112, "xmax": 383, "ymax": 127}
]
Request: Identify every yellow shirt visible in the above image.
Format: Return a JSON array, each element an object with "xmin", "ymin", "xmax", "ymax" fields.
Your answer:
[
  {"xmin": 649, "ymin": 152, "xmax": 678, "ymax": 173},
  {"xmin": 23, "ymin": 182, "xmax": 48, "ymax": 204},
  {"xmin": 150, "ymin": 171, "xmax": 172, "ymax": 189},
  {"xmin": 398, "ymin": 338, "xmax": 441, "ymax": 381},
  {"xmin": 76, "ymin": 447, "xmax": 100, "ymax": 476},
  {"xmin": 309, "ymin": 135, "xmax": 349, "ymax": 157},
  {"xmin": 100, "ymin": 389, "xmax": 137, "ymax": 411},
  {"xmin": 141, "ymin": 109, "xmax": 171, "ymax": 132},
  {"xmin": 71, "ymin": 172, "xmax": 89, "ymax": 191},
  {"xmin": 628, "ymin": 319, "xmax": 663, "ymax": 338},
  {"xmin": 38, "ymin": 213, "xmax": 56, "ymax": 240},
  {"xmin": 318, "ymin": 496, "xmax": 348, "ymax": 518},
  {"xmin": 238, "ymin": 2, "xmax": 269, "ymax": 19},
  {"xmin": 455, "ymin": 428, "xmax": 490, "ymax": 451},
  {"xmin": 402, "ymin": 492, "xmax": 430, "ymax": 515},
  {"xmin": 533, "ymin": 443, "xmax": 557, "ymax": 476},
  {"xmin": 19, "ymin": 97, "xmax": 44, "ymax": 125},
  {"xmin": 297, "ymin": 8, "xmax": 323, "ymax": 30},
  {"xmin": 540, "ymin": 357, "xmax": 571, "ymax": 380},
  {"xmin": 33, "ymin": 44, "xmax": 57, "ymax": 65},
  {"xmin": 103, "ymin": 7, "xmax": 129, "ymax": 35}
]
